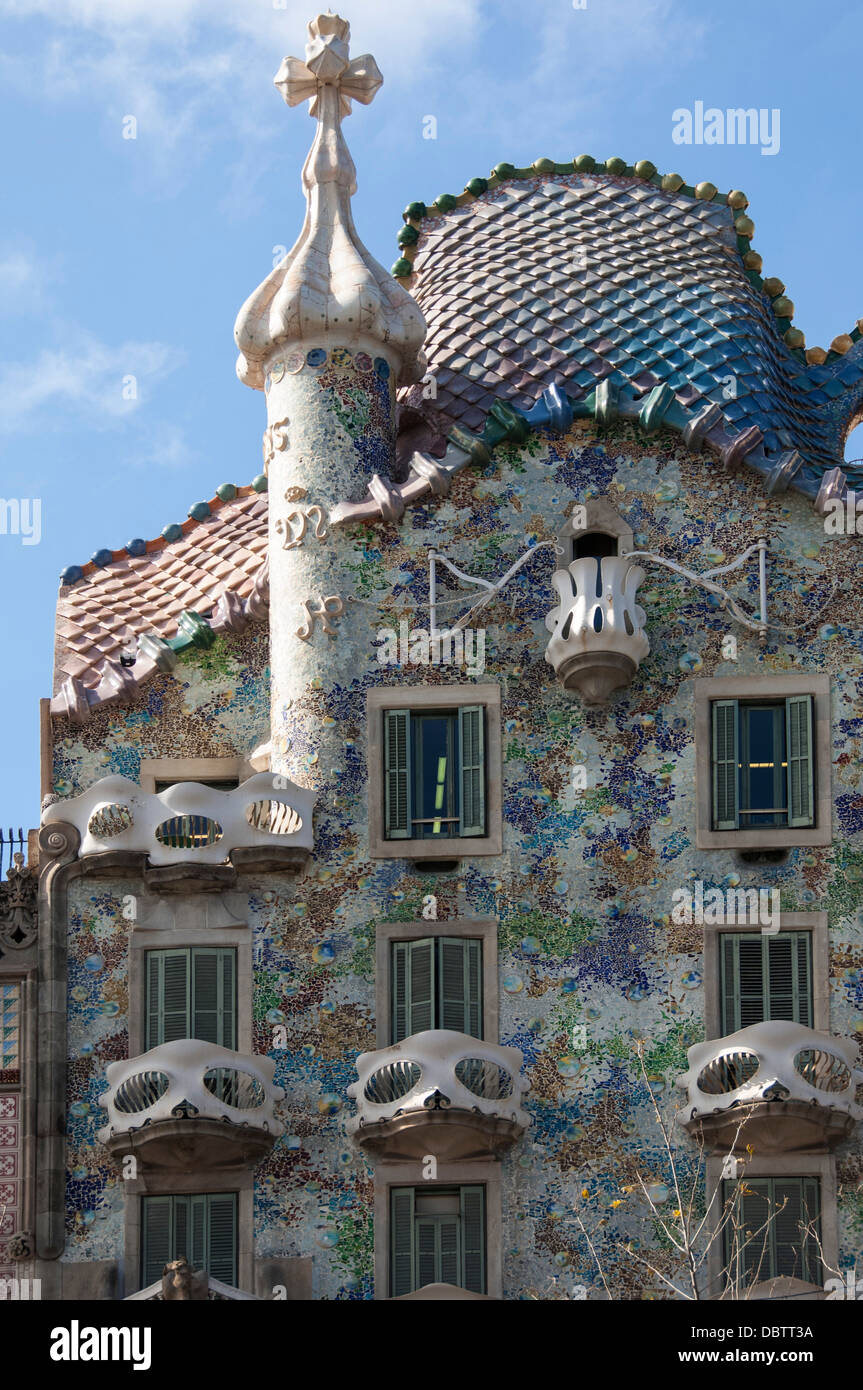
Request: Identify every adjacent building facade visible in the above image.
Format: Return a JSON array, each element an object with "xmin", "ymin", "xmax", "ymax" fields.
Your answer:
[{"xmin": 3, "ymin": 12, "xmax": 863, "ymax": 1300}]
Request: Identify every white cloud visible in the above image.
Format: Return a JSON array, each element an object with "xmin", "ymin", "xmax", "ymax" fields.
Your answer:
[{"xmin": 0, "ymin": 329, "xmax": 185, "ymax": 431}]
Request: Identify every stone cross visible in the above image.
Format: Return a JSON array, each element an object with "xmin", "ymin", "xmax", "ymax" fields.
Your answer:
[{"xmin": 274, "ymin": 12, "xmax": 382, "ymax": 120}]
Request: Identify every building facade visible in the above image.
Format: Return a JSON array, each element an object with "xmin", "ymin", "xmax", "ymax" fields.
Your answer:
[{"xmin": 3, "ymin": 11, "xmax": 863, "ymax": 1300}]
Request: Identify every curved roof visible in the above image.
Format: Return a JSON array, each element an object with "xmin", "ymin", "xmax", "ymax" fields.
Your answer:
[{"xmin": 394, "ymin": 161, "xmax": 863, "ymax": 486}]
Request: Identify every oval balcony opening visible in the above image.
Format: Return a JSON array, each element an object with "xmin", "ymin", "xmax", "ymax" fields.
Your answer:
[
  {"xmin": 245, "ymin": 800, "xmax": 303, "ymax": 836},
  {"xmin": 696, "ymin": 1050, "xmax": 760, "ymax": 1095},
  {"xmin": 455, "ymin": 1057, "xmax": 514, "ymax": 1100},
  {"xmin": 364, "ymin": 1060, "xmax": 422, "ymax": 1104},
  {"xmin": 114, "ymin": 1070, "xmax": 170, "ymax": 1114},
  {"xmin": 794, "ymin": 1048, "xmax": 852, "ymax": 1093},
  {"xmin": 154, "ymin": 815, "xmax": 223, "ymax": 851},
  {"xmin": 87, "ymin": 803, "xmax": 134, "ymax": 839},
  {"xmin": 203, "ymin": 1067, "xmax": 265, "ymax": 1110}
]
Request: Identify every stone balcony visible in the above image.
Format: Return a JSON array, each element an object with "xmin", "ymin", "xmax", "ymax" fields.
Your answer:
[
  {"xmin": 676, "ymin": 1021, "xmax": 863, "ymax": 1153},
  {"xmin": 347, "ymin": 1030, "xmax": 530, "ymax": 1162},
  {"xmin": 97, "ymin": 1039, "xmax": 284, "ymax": 1170},
  {"xmin": 41, "ymin": 772, "xmax": 314, "ymax": 888},
  {"xmin": 545, "ymin": 555, "xmax": 649, "ymax": 703}
]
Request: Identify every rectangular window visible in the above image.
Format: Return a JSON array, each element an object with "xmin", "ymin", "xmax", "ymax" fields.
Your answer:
[
  {"xmin": 141, "ymin": 1193, "xmax": 238, "ymax": 1288},
  {"xmin": 390, "ymin": 1186, "xmax": 485, "ymax": 1296},
  {"xmin": 722, "ymin": 1177, "xmax": 821, "ymax": 1287},
  {"xmin": 712, "ymin": 696, "xmax": 814, "ymax": 830},
  {"xmin": 0, "ymin": 980, "xmax": 21, "ymax": 1085},
  {"xmin": 384, "ymin": 706, "xmax": 486, "ymax": 841},
  {"xmin": 391, "ymin": 937, "xmax": 482, "ymax": 1043},
  {"xmin": 720, "ymin": 932, "xmax": 813, "ymax": 1033},
  {"xmin": 145, "ymin": 948, "xmax": 236, "ymax": 1050}
]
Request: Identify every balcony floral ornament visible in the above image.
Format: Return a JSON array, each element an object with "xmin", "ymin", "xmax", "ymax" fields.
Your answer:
[{"xmin": 545, "ymin": 554, "xmax": 650, "ymax": 703}]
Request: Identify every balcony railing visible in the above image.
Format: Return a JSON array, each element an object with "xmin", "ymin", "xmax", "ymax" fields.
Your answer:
[
  {"xmin": 348, "ymin": 1029, "xmax": 530, "ymax": 1162},
  {"xmin": 676, "ymin": 1021, "xmax": 863, "ymax": 1153},
  {"xmin": 40, "ymin": 772, "xmax": 314, "ymax": 875},
  {"xmin": 97, "ymin": 1038, "xmax": 284, "ymax": 1170},
  {"xmin": 545, "ymin": 555, "xmax": 649, "ymax": 702}
]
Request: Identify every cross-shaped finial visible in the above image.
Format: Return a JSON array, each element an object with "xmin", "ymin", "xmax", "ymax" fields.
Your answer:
[{"xmin": 274, "ymin": 12, "xmax": 382, "ymax": 119}]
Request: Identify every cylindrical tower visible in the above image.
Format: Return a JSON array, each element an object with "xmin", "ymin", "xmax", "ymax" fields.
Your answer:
[{"xmin": 234, "ymin": 12, "xmax": 426, "ymax": 789}]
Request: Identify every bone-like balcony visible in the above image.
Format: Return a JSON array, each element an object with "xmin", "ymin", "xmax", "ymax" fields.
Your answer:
[
  {"xmin": 97, "ymin": 1039, "xmax": 284, "ymax": 1170},
  {"xmin": 676, "ymin": 1021, "xmax": 863, "ymax": 1153},
  {"xmin": 545, "ymin": 555, "xmax": 649, "ymax": 703},
  {"xmin": 41, "ymin": 772, "xmax": 314, "ymax": 882},
  {"xmin": 347, "ymin": 1030, "xmax": 530, "ymax": 1162}
]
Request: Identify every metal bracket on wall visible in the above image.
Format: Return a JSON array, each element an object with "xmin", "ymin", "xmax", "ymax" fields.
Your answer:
[{"xmin": 623, "ymin": 537, "xmax": 769, "ymax": 646}]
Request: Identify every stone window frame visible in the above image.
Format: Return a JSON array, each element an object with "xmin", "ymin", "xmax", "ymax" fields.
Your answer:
[
  {"xmin": 702, "ymin": 912, "xmax": 830, "ymax": 1041},
  {"xmin": 128, "ymin": 919, "xmax": 253, "ymax": 1059},
  {"xmin": 139, "ymin": 756, "xmax": 246, "ymax": 794},
  {"xmin": 366, "ymin": 685, "xmax": 502, "ymax": 860},
  {"xmin": 374, "ymin": 918, "xmax": 499, "ymax": 1049},
  {"xmin": 374, "ymin": 1160, "xmax": 502, "ymax": 1300},
  {"xmin": 703, "ymin": 1152, "xmax": 837, "ymax": 1301},
  {"xmin": 123, "ymin": 1168, "xmax": 255, "ymax": 1297},
  {"xmin": 694, "ymin": 674, "xmax": 832, "ymax": 850}
]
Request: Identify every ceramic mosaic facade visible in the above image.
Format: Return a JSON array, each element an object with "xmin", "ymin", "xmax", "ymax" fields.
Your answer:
[{"xmin": 51, "ymin": 419, "xmax": 863, "ymax": 1298}]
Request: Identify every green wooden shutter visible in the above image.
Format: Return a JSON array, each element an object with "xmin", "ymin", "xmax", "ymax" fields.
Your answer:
[
  {"xmin": 766, "ymin": 933, "xmax": 813, "ymax": 1023},
  {"xmin": 141, "ymin": 1196, "xmax": 173, "ymax": 1287},
  {"xmin": 460, "ymin": 1186, "xmax": 486, "ymax": 1293},
  {"xmin": 712, "ymin": 699, "xmax": 739, "ymax": 830},
  {"xmin": 458, "ymin": 706, "xmax": 486, "ymax": 837},
  {"xmin": 390, "ymin": 1187, "xmax": 415, "ymax": 1297},
  {"xmin": 736, "ymin": 935, "xmax": 766, "ymax": 1030},
  {"xmin": 149, "ymin": 949, "xmax": 191, "ymax": 1046},
  {"xmin": 408, "ymin": 938, "xmax": 435, "ymax": 1034},
  {"xmin": 786, "ymin": 695, "xmax": 815, "ymax": 827},
  {"xmin": 206, "ymin": 1193, "xmax": 238, "ymax": 1285},
  {"xmin": 391, "ymin": 941, "xmax": 409, "ymax": 1043},
  {"xmin": 734, "ymin": 1177, "xmax": 772, "ymax": 1286},
  {"xmin": 384, "ymin": 710, "xmax": 411, "ymax": 838},
  {"xmin": 720, "ymin": 935, "xmax": 741, "ymax": 1034},
  {"xmin": 145, "ymin": 952, "xmax": 163, "ymax": 1050},
  {"xmin": 438, "ymin": 938, "xmax": 482, "ymax": 1038},
  {"xmin": 438, "ymin": 1215, "xmax": 460, "ymax": 1287},
  {"xmin": 416, "ymin": 1218, "xmax": 438, "ymax": 1288},
  {"xmin": 191, "ymin": 948, "xmax": 235, "ymax": 1046}
]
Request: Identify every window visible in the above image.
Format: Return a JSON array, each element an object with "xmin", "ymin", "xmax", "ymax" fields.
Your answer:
[
  {"xmin": 720, "ymin": 933, "xmax": 812, "ymax": 1033},
  {"xmin": 0, "ymin": 980, "xmax": 21, "ymax": 1085},
  {"xmin": 712, "ymin": 696, "xmax": 814, "ymax": 831},
  {"xmin": 572, "ymin": 530, "xmax": 619, "ymax": 562},
  {"xmin": 722, "ymin": 1177, "xmax": 821, "ymax": 1287},
  {"xmin": 141, "ymin": 1193, "xmax": 237, "ymax": 1287},
  {"xmin": 390, "ymin": 1186, "xmax": 485, "ymax": 1296},
  {"xmin": 384, "ymin": 706, "xmax": 485, "ymax": 841},
  {"xmin": 145, "ymin": 948, "xmax": 236, "ymax": 1050},
  {"xmin": 391, "ymin": 937, "xmax": 482, "ymax": 1043}
]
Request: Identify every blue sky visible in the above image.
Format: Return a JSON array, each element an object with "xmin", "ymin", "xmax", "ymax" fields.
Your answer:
[{"xmin": 1, "ymin": 0, "xmax": 861, "ymax": 824}]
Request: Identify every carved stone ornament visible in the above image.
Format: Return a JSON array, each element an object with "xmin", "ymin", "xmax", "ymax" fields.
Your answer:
[
  {"xmin": 8, "ymin": 1230, "xmax": 35, "ymax": 1262},
  {"xmin": 296, "ymin": 593, "xmax": 344, "ymax": 640},
  {"xmin": 0, "ymin": 853, "xmax": 37, "ymax": 950},
  {"xmin": 161, "ymin": 1256, "xmax": 209, "ymax": 1301}
]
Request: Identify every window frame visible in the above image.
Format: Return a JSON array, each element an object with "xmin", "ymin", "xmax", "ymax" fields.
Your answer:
[
  {"xmin": 139, "ymin": 756, "xmax": 244, "ymax": 794},
  {"xmin": 140, "ymin": 1191, "xmax": 239, "ymax": 1289},
  {"xmin": 375, "ymin": 919, "xmax": 499, "ymax": 1048},
  {"xmin": 694, "ymin": 675, "xmax": 831, "ymax": 849},
  {"xmin": 144, "ymin": 945, "xmax": 238, "ymax": 1051},
  {"xmin": 702, "ymin": 914, "xmax": 829, "ymax": 1041},
  {"xmin": 367, "ymin": 686, "xmax": 502, "ymax": 859},
  {"xmin": 376, "ymin": 1162, "xmax": 501, "ymax": 1300},
  {"xmin": 389, "ymin": 1184, "xmax": 486, "ymax": 1298},
  {"xmin": 390, "ymin": 935, "xmax": 483, "ymax": 1043}
]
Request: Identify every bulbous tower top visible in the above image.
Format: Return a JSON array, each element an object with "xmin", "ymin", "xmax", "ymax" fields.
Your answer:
[{"xmin": 234, "ymin": 12, "xmax": 427, "ymax": 390}]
